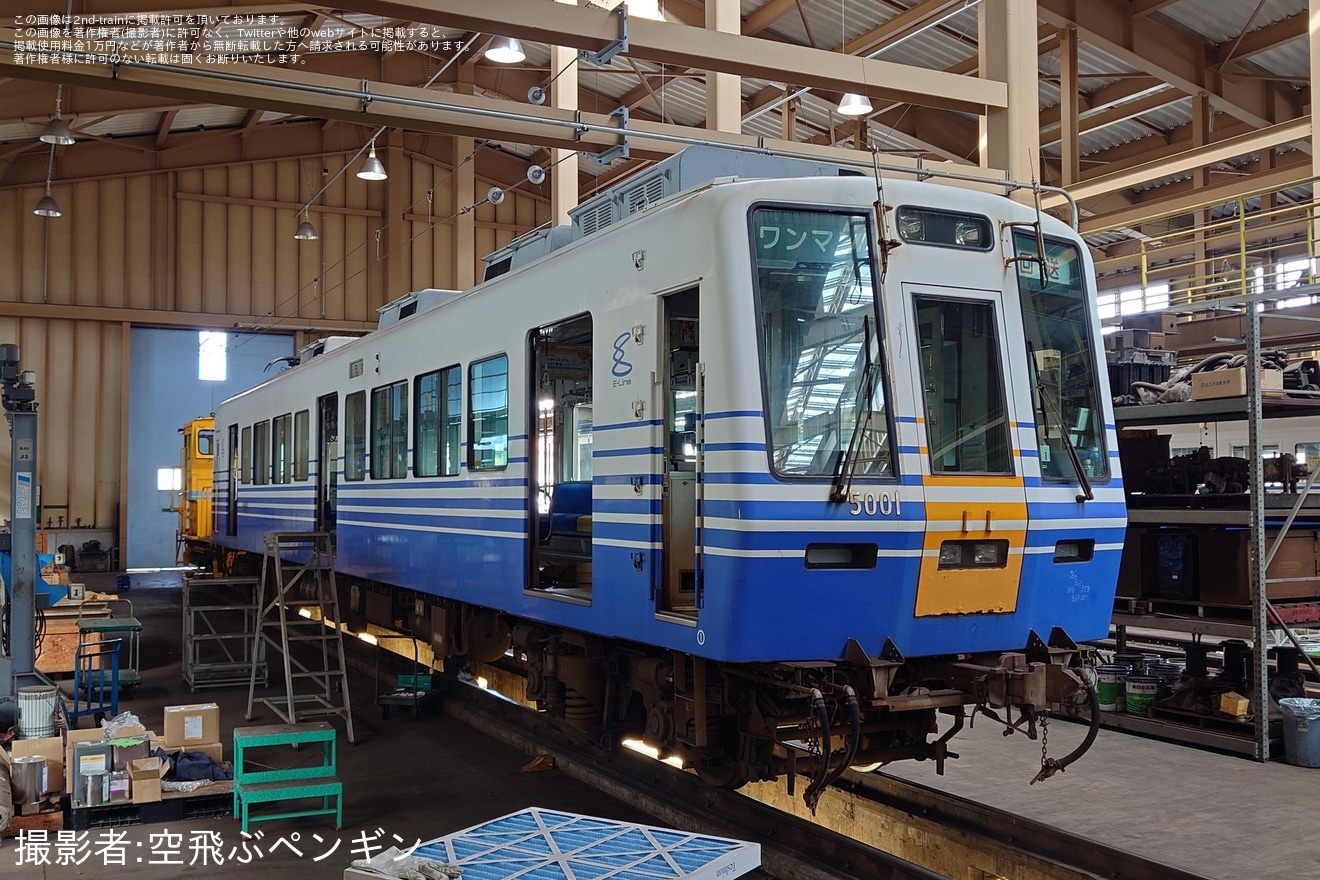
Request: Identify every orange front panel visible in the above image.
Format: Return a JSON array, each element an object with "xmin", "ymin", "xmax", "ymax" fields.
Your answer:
[{"xmin": 915, "ymin": 489, "xmax": 1027, "ymax": 617}]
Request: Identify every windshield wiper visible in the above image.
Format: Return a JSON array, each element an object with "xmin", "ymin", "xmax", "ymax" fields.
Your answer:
[
  {"xmin": 1030, "ymin": 343, "xmax": 1093, "ymax": 503},
  {"xmin": 830, "ymin": 316, "xmax": 884, "ymax": 503}
]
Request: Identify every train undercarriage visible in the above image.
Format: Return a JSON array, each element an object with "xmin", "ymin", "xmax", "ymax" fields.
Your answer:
[{"xmin": 347, "ymin": 581, "xmax": 1101, "ymax": 810}]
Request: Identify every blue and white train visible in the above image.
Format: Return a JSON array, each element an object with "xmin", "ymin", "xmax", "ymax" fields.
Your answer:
[{"xmin": 209, "ymin": 148, "xmax": 1125, "ymax": 801}]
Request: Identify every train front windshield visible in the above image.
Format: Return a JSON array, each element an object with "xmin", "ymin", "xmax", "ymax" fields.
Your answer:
[
  {"xmin": 1013, "ymin": 232, "xmax": 1109, "ymax": 480},
  {"xmin": 751, "ymin": 207, "xmax": 892, "ymax": 477}
]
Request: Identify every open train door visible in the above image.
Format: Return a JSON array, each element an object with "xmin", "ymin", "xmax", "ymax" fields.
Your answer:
[
  {"xmin": 908, "ymin": 287, "xmax": 1029, "ymax": 617},
  {"xmin": 316, "ymin": 392, "xmax": 338, "ymax": 534}
]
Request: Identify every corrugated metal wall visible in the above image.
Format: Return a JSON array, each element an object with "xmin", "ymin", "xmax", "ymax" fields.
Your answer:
[{"xmin": 0, "ymin": 138, "xmax": 546, "ymax": 550}]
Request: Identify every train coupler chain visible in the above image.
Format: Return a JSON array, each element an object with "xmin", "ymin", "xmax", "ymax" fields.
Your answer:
[{"xmin": 1029, "ymin": 711, "xmax": 1065, "ymax": 785}]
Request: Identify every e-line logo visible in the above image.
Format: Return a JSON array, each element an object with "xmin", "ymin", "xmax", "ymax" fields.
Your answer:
[{"xmin": 611, "ymin": 331, "xmax": 634, "ymax": 378}]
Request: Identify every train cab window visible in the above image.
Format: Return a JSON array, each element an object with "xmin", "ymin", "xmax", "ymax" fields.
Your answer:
[
  {"xmin": 371, "ymin": 380, "xmax": 408, "ymax": 479},
  {"xmin": 293, "ymin": 410, "xmax": 309, "ymax": 481},
  {"xmin": 751, "ymin": 207, "xmax": 893, "ymax": 477},
  {"xmin": 197, "ymin": 430, "xmax": 214, "ymax": 457},
  {"xmin": 914, "ymin": 297, "xmax": 1012, "ymax": 474},
  {"xmin": 239, "ymin": 426, "xmax": 251, "ymax": 485},
  {"xmin": 469, "ymin": 355, "xmax": 509, "ymax": 471},
  {"xmin": 272, "ymin": 413, "xmax": 292, "ymax": 484},
  {"xmin": 415, "ymin": 365, "xmax": 462, "ymax": 478},
  {"xmin": 253, "ymin": 420, "xmax": 271, "ymax": 485},
  {"xmin": 1013, "ymin": 233, "xmax": 1109, "ymax": 480},
  {"xmin": 345, "ymin": 391, "xmax": 366, "ymax": 481}
]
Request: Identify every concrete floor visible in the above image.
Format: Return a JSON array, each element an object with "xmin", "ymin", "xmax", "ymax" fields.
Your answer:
[
  {"xmin": 882, "ymin": 698, "xmax": 1320, "ymax": 879},
  {"xmin": 0, "ymin": 578, "xmax": 659, "ymax": 880},
  {"xmin": 4, "ymin": 576, "xmax": 1315, "ymax": 880}
]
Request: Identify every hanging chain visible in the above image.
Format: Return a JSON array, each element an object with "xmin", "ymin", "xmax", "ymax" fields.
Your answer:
[{"xmin": 1039, "ymin": 710, "xmax": 1050, "ymax": 766}]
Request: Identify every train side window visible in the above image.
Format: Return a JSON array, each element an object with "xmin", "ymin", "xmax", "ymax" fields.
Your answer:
[
  {"xmin": 272, "ymin": 413, "xmax": 292, "ymax": 484},
  {"xmin": 416, "ymin": 365, "xmax": 462, "ymax": 478},
  {"xmin": 914, "ymin": 296, "xmax": 1012, "ymax": 474},
  {"xmin": 293, "ymin": 410, "xmax": 309, "ymax": 481},
  {"xmin": 345, "ymin": 391, "xmax": 367, "ymax": 481},
  {"xmin": 371, "ymin": 380, "xmax": 408, "ymax": 479},
  {"xmin": 469, "ymin": 355, "xmax": 509, "ymax": 471},
  {"xmin": 240, "ymin": 426, "xmax": 251, "ymax": 485},
  {"xmin": 253, "ymin": 420, "xmax": 271, "ymax": 485}
]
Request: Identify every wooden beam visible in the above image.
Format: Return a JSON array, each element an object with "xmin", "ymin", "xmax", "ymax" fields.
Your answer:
[
  {"xmin": 1212, "ymin": 13, "xmax": 1306, "ymax": 67},
  {"xmin": 327, "ymin": 0, "xmax": 1007, "ymax": 112},
  {"xmin": 743, "ymin": 0, "xmax": 797, "ymax": 36},
  {"xmin": 0, "ymin": 300, "xmax": 374, "ymax": 334},
  {"xmin": 0, "ymin": 29, "xmax": 995, "ymax": 179},
  {"xmin": 154, "ymin": 109, "xmax": 178, "ymax": 149},
  {"xmin": 1045, "ymin": 117, "xmax": 1311, "ymax": 208},
  {"xmin": 1038, "ymin": 0, "xmax": 1304, "ymax": 130}
]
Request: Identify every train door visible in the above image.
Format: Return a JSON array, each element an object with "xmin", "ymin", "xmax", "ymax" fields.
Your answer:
[
  {"xmin": 527, "ymin": 314, "xmax": 594, "ymax": 596},
  {"xmin": 909, "ymin": 287, "xmax": 1028, "ymax": 616},
  {"xmin": 226, "ymin": 423, "xmax": 238, "ymax": 536},
  {"xmin": 660, "ymin": 288, "xmax": 700, "ymax": 614},
  {"xmin": 317, "ymin": 392, "xmax": 338, "ymax": 533}
]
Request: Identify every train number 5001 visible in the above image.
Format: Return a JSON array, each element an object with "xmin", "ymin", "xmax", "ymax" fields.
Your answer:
[{"xmin": 847, "ymin": 490, "xmax": 901, "ymax": 517}]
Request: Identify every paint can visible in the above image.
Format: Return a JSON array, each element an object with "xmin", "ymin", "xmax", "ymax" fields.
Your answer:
[
  {"xmin": 1148, "ymin": 662, "xmax": 1185, "ymax": 698},
  {"xmin": 1125, "ymin": 675, "xmax": 1159, "ymax": 717},
  {"xmin": 11, "ymin": 755, "xmax": 46, "ymax": 804},
  {"xmin": 17, "ymin": 685, "xmax": 57, "ymax": 738},
  {"xmin": 1114, "ymin": 652, "xmax": 1146, "ymax": 675},
  {"xmin": 1095, "ymin": 664, "xmax": 1130, "ymax": 712},
  {"xmin": 82, "ymin": 771, "xmax": 110, "ymax": 807}
]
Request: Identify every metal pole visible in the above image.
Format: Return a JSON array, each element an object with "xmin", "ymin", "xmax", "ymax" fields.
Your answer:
[
  {"xmin": 9, "ymin": 409, "xmax": 35, "ymax": 685},
  {"xmin": 1245, "ymin": 306, "xmax": 1269, "ymax": 762}
]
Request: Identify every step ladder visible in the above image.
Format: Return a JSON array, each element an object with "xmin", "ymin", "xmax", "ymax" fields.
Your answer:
[{"xmin": 247, "ymin": 532, "xmax": 355, "ymax": 743}]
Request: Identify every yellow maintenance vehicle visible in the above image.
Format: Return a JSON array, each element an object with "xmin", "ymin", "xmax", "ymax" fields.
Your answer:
[{"xmin": 174, "ymin": 415, "xmax": 216, "ymax": 569}]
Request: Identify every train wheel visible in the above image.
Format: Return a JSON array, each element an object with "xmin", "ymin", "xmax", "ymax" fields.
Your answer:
[{"xmin": 695, "ymin": 758, "xmax": 747, "ymax": 790}]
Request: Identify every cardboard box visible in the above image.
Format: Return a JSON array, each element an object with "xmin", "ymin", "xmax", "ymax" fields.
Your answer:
[
  {"xmin": 111, "ymin": 737, "xmax": 150, "ymax": 771},
  {"xmin": 1191, "ymin": 368, "xmax": 1284, "ymax": 401},
  {"xmin": 1219, "ymin": 691, "xmax": 1250, "ymax": 717},
  {"xmin": 163, "ymin": 703, "xmax": 219, "ymax": 747},
  {"xmin": 128, "ymin": 757, "xmax": 166, "ymax": 804},
  {"xmin": 171, "ymin": 741, "xmax": 223, "ymax": 764},
  {"xmin": 12, "ymin": 736, "xmax": 64, "ymax": 795},
  {"xmin": 1124, "ymin": 312, "xmax": 1180, "ymax": 335}
]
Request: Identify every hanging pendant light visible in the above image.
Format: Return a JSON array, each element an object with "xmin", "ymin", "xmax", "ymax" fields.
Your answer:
[
  {"xmin": 356, "ymin": 140, "xmax": 387, "ymax": 181},
  {"xmin": 837, "ymin": 92, "xmax": 873, "ymax": 116},
  {"xmin": 33, "ymin": 143, "xmax": 63, "ymax": 217},
  {"xmin": 485, "ymin": 36, "xmax": 525, "ymax": 64},
  {"xmin": 40, "ymin": 85, "xmax": 76, "ymax": 145},
  {"xmin": 33, "ymin": 187, "xmax": 62, "ymax": 218},
  {"xmin": 294, "ymin": 209, "xmax": 318, "ymax": 240}
]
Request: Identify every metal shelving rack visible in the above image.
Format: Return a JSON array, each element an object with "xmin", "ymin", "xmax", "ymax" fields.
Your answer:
[
  {"xmin": 183, "ymin": 576, "xmax": 268, "ymax": 692},
  {"xmin": 1113, "ymin": 308, "xmax": 1320, "ymax": 760}
]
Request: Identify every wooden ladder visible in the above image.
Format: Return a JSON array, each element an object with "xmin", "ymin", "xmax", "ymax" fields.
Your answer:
[{"xmin": 246, "ymin": 532, "xmax": 355, "ymax": 743}]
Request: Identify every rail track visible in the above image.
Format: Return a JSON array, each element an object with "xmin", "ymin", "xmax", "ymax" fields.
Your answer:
[{"xmin": 445, "ymin": 666, "xmax": 1213, "ymax": 880}]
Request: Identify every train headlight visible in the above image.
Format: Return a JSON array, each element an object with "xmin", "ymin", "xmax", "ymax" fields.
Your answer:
[{"xmin": 937, "ymin": 539, "xmax": 1008, "ymax": 570}]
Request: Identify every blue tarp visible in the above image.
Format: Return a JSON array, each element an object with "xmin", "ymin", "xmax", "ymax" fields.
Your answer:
[{"xmin": 0, "ymin": 549, "xmax": 70, "ymax": 606}]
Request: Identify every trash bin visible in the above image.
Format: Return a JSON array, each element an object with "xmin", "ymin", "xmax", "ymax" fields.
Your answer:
[{"xmin": 1278, "ymin": 697, "xmax": 1320, "ymax": 768}]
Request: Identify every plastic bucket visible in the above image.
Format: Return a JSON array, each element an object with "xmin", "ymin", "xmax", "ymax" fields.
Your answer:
[
  {"xmin": 1279, "ymin": 697, "xmax": 1320, "ymax": 768},
  {"xmin": 17, "ymin": 685, "xmax": 57, "ymax": 738},
  {"xmin": 1096, "ymin": 664, "xmax": 1129, "ymax": 711},
  {"xmin": 1125, "ymin": 676, "xmax": 1159, "ymax": 716}
]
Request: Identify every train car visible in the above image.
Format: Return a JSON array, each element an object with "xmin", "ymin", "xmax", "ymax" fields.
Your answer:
[
  {"xmin": 173, "ymin": 414, "xmax": 216, "ymax": 568},
  {"xmin": 208, "ymin": 148, "xmax": 1125, "ymax": 802}
]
